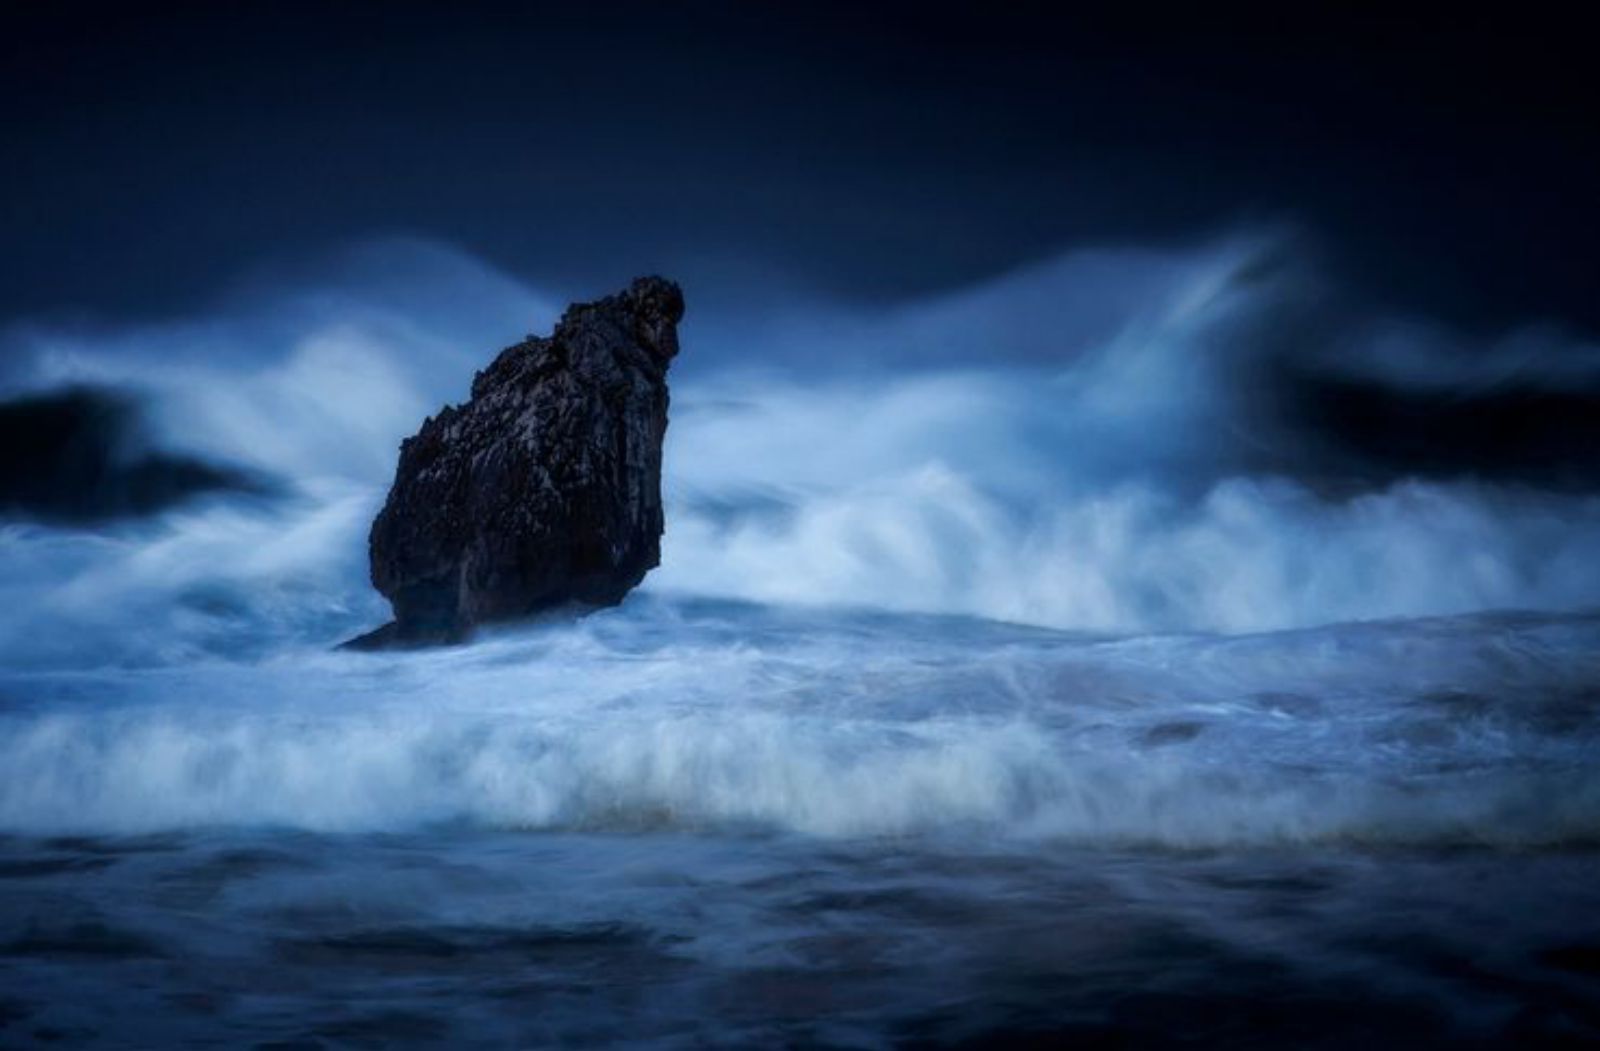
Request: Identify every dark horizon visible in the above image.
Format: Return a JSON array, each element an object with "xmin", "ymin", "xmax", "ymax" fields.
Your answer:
[{"xmin": 4, "ymin": 3, "xmax": 1597, "ymax": 339}]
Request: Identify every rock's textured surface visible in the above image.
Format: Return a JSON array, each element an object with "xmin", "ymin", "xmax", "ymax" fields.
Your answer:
[{"xmin": 350, "ymin": 277, "xmax": 683, "ymax": 648}]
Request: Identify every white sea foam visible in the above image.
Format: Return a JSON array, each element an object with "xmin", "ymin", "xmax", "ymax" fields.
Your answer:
[
  {"xmin": 0, "ymin": 235, "xmax": 1598, "ymax": 845},
  {"xmin": 1, "ymin": 606, "xmax": 1596, "ymax": 844},
  {"xmin": 660, "ymin": 467, "xmax": 1600, "ymax": 633},
  {"xmin": 2, "ymin": 234, "xmax": 1598, "ymax": 664}
]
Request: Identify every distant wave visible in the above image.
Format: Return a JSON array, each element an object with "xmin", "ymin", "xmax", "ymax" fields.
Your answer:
[
  {"xmin": 661, "ymin": 450, "xmax": 1600, "ymax": 635},
  {"xmin": 0, "ymin": 232, "xmax": 1597, "ymax": 667}
]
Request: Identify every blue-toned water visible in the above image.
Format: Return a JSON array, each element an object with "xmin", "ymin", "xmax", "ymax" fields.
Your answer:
[
  {"xmin": 2, "ymin": 601, "xmax": 1599, "ymax": 1045},
  {"xmin": 3, "ymin": 237, "xmax": 1600, "ymax": 1045}
]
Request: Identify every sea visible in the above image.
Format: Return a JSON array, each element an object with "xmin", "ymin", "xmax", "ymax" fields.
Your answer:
[{"xmin": 2, "ymin": 236, "xmax": 1598, "ymax": 1046}]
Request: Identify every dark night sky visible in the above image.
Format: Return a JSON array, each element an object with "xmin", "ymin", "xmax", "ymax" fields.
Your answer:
[{"xmin": 3, "ymin": 3, "xmax": 1596, "ymax": 336}]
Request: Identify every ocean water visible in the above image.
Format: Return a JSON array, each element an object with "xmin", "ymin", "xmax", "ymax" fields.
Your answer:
[
  {"xmin": 2, "ymin": 601, "xmax": 1600, "ymax": 1046},
  {"xmin": 3, "ymin": 236, "xmax": 1600, "ymax": 1045}
]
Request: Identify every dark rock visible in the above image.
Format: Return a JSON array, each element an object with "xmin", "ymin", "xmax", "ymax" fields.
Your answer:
[
  {"xmin": 0, "ymin": 386, "xmax": 263, "ymax": 524},
  {"xmin": 348, "ymin": 276, "xmax": 684, "ymax": 648}
]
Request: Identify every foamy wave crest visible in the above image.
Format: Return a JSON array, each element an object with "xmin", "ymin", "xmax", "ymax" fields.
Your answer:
[
  {"xmin": 660, "ymin": 467, "xmax": 1600, "ymax": 633},
  {"xmin": 2, "ymin": 700, "xmax": 1596, "ymax": 847},
  {"xmin": 3, "ymin": 606, "xmax": 1597, "ymax": 845},
  {"xmin": 1, "ymin": 231, "xmax": 1598, "ymax": 666}
]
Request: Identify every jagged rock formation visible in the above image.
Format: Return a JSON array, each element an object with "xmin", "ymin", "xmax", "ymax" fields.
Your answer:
[{"xmin": 348, "ymin": 276, "xmax": 683, "ymax": 648}]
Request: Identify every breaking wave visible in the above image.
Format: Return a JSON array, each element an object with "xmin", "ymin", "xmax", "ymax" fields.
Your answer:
[
  {"xmin": 2, "ymin": 603, "xmax": 1597, "ymax": 845},
  {"xmin": 0, "ymin": 232, "xmax": 1597, "ymax": 849},
  {"xmin": 0, "ymin": 232, "xmax": 1597, "ymax": 667}
]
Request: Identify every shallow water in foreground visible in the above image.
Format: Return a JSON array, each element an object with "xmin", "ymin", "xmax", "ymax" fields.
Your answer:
[
  {"xmin": 2, "ymin": 600, "xmax": 1600, "ymax": 1046},
  {"xmin": 3, "ymin": 832, "xmax": 1599, "ymax": 1047}
]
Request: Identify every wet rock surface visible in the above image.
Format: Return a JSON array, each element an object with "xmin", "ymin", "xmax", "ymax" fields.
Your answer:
[{"xmin": 350, "ymin": 276, "xmax": 683, "ymax": 648}]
